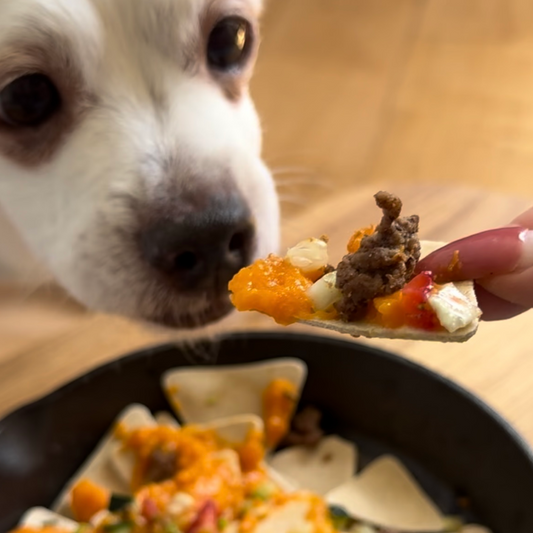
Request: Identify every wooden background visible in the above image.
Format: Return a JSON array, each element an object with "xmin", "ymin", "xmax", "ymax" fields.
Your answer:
[
  {"xmin": 3, "ymin": 0, "xmax": 533, "ymax": 446},
  {"xmin": 252, "ymin": 0, "xmax": 533, "ymax": 220}
]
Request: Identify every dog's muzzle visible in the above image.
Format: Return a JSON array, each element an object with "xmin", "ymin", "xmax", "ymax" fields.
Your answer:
[{"xmin": 138, "ymin": 192, "xmax": 255, "ymax": 320}]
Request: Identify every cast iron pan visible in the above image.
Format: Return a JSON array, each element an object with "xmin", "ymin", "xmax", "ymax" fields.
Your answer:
[{"xmin": 0, "ymin": 332, "xmax": 532, "ymax": 533}]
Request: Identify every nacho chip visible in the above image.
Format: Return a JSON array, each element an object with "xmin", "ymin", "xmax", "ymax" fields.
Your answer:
[
  {"xmin": 200, "ymin": 414, "xmax": 263, "ymax": 444},
  {"xmin": 18, "ymin": 508, "xmax": 78, "ymax": 532},
  {"xmin": 303, "ymin": 240, "xmax": 479, "ymax": 342},
  {"xmin": 326, "ymin": 455, "xmax": 444, "ymax": 532},
  {"xmin": 52, "ymin": 404, "xmax": 156, "ymax": 517},
  {"xmin": 200, "ymin": 414, "xmax": 296, "ymax": 491},
  {"xmin": 462, "ymin": 527, "xmax": 492, "ymax": 533},
  {"xmin": 264, "ymin": 464, "xmax": 298, "ymax": 492},
  {"xmin": 252, "ymin": 500, "xmax": 313, "ymax": 533},
  {"xmin": 155, "ymin": 411, "xmax": 180, "ymax": 428},
  {"xmin": 162, "ymin": 359, "xmax": 307, "ymax": 446},
  {"xmin": 230, "ymin": 235, "xmax": 480, "ymax": 343},
  {"xmin": 268, "ymin": 435, "xmax": 357, "ymax": 495}
]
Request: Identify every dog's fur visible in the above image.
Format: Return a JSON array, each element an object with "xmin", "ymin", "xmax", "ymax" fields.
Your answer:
[{"xmin": 0, "ymin": 0, "xmax": 279, "ymax": 328}]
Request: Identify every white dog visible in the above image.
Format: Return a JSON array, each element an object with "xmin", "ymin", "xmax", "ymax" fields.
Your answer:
[{"xmin": 0, "ymin": 0, "xmax": 279, "ymax": 328}]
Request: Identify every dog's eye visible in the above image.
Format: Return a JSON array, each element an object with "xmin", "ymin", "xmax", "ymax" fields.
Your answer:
[
  {"xmin": 207, "ymin": 17, "xmax": 253, "ymax": 71},
  {"xmin": 0, "ymin": 74, "xmax": 61, "ymax": 127}
]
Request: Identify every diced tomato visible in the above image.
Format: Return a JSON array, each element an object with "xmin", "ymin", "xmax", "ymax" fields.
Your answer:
[
  {"xmin": 141, "ymin": 496, "xmax": 160, "ymax": 522},
  {"xmin": 371, "ymin": 272, "xmax": 441, "ymax": 331},
  {"xmin": 187, "ymin": 500, "xmax": 219, "ymax": 533},
  {"xmin": 401, "ymin": 272, "xmax": 441, "ymax": 331}
]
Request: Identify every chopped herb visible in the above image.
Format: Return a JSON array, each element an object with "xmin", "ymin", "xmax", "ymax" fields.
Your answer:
[
  {"xmin": 217, "ymin": 517, "xmax": 229, "ymax": 530},
  {"xmin": 238, "ymin": 500, "xmax": 253, "ymax": 518},
  {"xmin": 102, "ymin": 521, "xmax": 134, "ymax": 533},
  {"xmin": 108, "ymin": 494, "xmax": 134, "ymax": 512},
  {"xmin": 164, "ymin": 522, "xmax": 183, "ymax": 533},
  {"xmin": 328, "ymin": 504, "xmax": 355, "ymax": 531},
  {"xmin": 74, "ymin": 525, "xmax": 91, "ymax": 533},
  {"xmin": 251, "ymin": 482, "xmax": 275, "ymax": 501}
]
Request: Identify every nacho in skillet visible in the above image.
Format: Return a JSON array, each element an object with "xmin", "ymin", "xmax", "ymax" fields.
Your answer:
[{"xmin": 10, "ymin": 358, "xmax": 491, "ymax": 533}]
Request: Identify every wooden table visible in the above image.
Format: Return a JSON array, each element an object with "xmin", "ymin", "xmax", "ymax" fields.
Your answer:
[{"xmin": 2, "ymin": 184, "xmax": 533, "ymax": 448}]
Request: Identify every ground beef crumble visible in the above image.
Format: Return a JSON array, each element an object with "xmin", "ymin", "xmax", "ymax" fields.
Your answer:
[
  {"xmin": 335, "ymin": 191, "xmax": 421, "ymax": 321},
  {"xmin": 282, "ymin": 406, "xmax": 324, "ymax": 447}
]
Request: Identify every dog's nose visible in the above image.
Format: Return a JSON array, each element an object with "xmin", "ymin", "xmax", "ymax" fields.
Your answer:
[{"xmin": 140, "ymin": 198, "xmax": 255, "ymax": 292}]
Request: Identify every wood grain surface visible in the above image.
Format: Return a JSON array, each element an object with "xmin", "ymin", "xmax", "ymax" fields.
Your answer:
[{"xmin": 3, "ymin": 1, "xmax": 533, "ymax": 451}]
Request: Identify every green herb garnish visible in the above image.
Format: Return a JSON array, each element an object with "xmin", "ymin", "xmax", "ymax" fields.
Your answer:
[
  {"xmin": 328, "ymin": 504, "xmax": 355, "ymax": 531},
  {"xmin": 102, "ymin": 521, "xmax": 134, "ymax": 533},
  {"xmin": 217, "ymin": 517, "xmax": 229, "ymax": 530},
  {"xmin": 108, "ymin": 494, "xmax": 133, "ymax": 513},
  {"xmin": 251, "ymin": 482, "xmax": 275, "ymax": 501},
  {"xmin": 164, "ymin": 522, "xmax": 183, "ymax": 533}
]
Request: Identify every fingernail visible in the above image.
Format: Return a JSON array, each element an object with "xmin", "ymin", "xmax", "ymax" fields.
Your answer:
[
  {"xmin": 517, "ymin": 229, "xmax": 533, "ymax": 269},
  {"xmin": 417, "ymin": 226, "xmax": 527, "ymax": 282}
]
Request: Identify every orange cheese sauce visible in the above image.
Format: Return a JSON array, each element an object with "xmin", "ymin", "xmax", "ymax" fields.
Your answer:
[
  {"xmin": 228, "ymin": 254, "xmax": 314, "ymax": 325},
  {"xmin": 262, "ymin": 379, "xmax": 297, "ymax": 448},
  {"xmin": 447, "ymin": 249, "xmax": 462, "ymax": 276},
  {"xmin": 346, "ymin": 225, "xmax": 375, "ymax": 253},
  {"xmin": 368, "ymin": 272, "xmax": 442, "ymax": 331},
  {"xmin": 228, "ymin": 226, "xmax": 380, "ymax": 326},
  {"xmin": 10, "ymin": 420, "xmax": 342, "ymax": 533},
  {"xmin": 70, "ymin": 479, "xmax": 110, "ymax": 523},
  {"xmin": 237, "ymin": 428, "xmax": 266, "ymax": 473},
  {"xmin": 118, "ymin": 424, "xmax": 267, "ymax": 517}
]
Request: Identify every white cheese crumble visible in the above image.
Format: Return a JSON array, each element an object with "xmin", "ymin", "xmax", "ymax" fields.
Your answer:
[
  {"xmin": 428, "ymin": 283, "xmax": 480, "ymax": 333},
  {"xmin": 286, "ymin": 238, "xmax": 329, "ymax": 274},
  {"xmin": 307, "ymin": 271, "xmax": 342, "ymax": 311}
]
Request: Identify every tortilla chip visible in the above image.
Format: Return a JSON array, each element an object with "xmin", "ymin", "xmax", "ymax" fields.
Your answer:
[
  {"xmin": 348, "ymin": 525, "xmax": 378, "ymax": 533},
  {"xmin": 264, "ymin": 465, "xmax": 298, "ymax": 492},
  {"xmin": 268, "ymin": 435, "xmax": 357, "ymax": 495},
  {"xmin": 19, "ymin": 508, "xmax": 78, "ymax": 531},
  {"xmin": 253, "ymin": 500, "xmax": 312, "ymax": 533},
  {"xmin": 155, "ymin": 411, "xmax": 181, "ymax": 428},
  {"xmin": 199, "ymin": 414, "xmax": 296, "ymax": 491},
  {"xmin": 52, "ymin": 404, "xmax": 156, "ymax": 517},
  {"xmin": 201, "ymin": 414, "xmax": 264, "ymax": 444},
  {"xmin": 326, "ymin": 455, "xmax": 444, "ymax": 532},
  {"xmin": 162, "ymin": 359, "xmax": 307, "ymax": 426},
  {"xmin": 302, "ymin": 241, "xmax": 480, "ymax": 343},
  {"xmin": 462, "ymin": 527, "xmax": 492, "ymax": 533}
]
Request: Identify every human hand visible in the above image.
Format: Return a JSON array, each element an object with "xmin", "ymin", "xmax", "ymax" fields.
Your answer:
[{"xmin": 416, "ymin": 207, "xmax": 533, "ymax": 321}]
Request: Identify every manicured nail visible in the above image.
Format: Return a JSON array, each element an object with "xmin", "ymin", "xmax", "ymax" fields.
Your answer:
[
  {"xmin": 417, "ymin": 226, "xmax": 527, "ymax": 282},
  {"xmin": 517, "ymin": 228, "xmax": 533, "ymax": 269}
]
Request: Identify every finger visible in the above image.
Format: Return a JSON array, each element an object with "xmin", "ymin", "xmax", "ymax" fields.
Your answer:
[
  {"xmin": 478, "ymin": 265, "xmax": 533, "ymax": 310},
  {"xmin": 473, "ymin": 282, "xmax": 529, "ymax": 321},
  {"xmin": 417, "ymin": 226, "xmax": 533, "ymax": 283},
  {"xmin": 512, "ymin": 206, "xmax": 533, "ymax": 228}
]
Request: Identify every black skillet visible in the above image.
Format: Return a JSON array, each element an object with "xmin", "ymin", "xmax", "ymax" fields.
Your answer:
[{"xmin": 0, "ymin": 332, "xmax": 532, "ymax": 533}]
